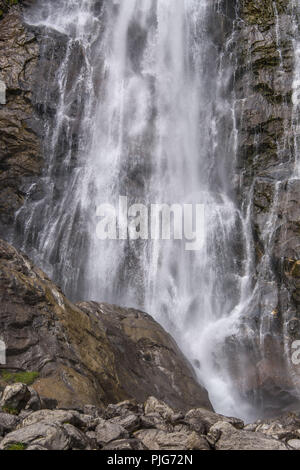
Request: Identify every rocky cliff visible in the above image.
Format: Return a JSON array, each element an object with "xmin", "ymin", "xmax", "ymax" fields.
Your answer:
[
  {"xmin": 0, "ymin": 0, "xmax": 41, "ymax": 236},
  {"xmin": 226, "ymin": 0, "xmax": 300, "ymax": 414}
]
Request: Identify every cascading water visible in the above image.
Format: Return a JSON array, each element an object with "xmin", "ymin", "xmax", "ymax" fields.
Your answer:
[{"xmin": 12, "ymin": 0, "xmax": 300, "ymax": 422}]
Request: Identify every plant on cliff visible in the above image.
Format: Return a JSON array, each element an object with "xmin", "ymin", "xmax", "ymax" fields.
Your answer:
[{"xmin": 1, "ymin": 371, "xmax": 39, "ymax": 386}]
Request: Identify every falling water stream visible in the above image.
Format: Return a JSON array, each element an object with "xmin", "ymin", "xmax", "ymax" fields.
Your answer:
[{"xmin": 11, "ymin": 0, "xmax": 300, "ymax": 421}]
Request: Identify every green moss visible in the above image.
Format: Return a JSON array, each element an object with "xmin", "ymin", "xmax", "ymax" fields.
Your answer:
[
  {"xmin": 6, "ymin": 443, "xmax": 27, "ymax": 451},
  {"xmin": 1, "ymin": 371, "xmax": 39, "ymax": 386},
  {"xmin": 2, "ymin": 406, "xmax": 19, "ymax": 415}
]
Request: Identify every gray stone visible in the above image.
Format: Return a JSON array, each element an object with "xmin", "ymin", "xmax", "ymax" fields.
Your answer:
[
  {"xmin": 0, "ymin": 412, "xmax": 19, "ymax": 436},
  {"xmin": 0, "ymin": 383, "xmax": 31, "ymax": 413},
  {"xmin": 287, "ymin": 439, "xmax": 300, "ymax": 450},
  {"xmin": 184, "ymin": 407, "xmax": 244, "ymax": 434},
  {"xmin": 26, "ymin": 387, "xmax": 42, "ymax": 412},
  {"xmin": 109, "ymin": 414, "xmax": 140, "ymax": 432},
  {"xmin": 208, "ymin": 421, "xmax": 287, "ymax": 451},
  {"xmin": 134, "ymin": 429, "xmax": 210, "ymax": 450},
  {"xmin": 20, "ymin": 409, "xmax": 85, "ymax": 429},
  {"xmin": 95, "ymin": 419, "xmax": 128, "ymax": 446},
  {"xmin": 0, "ymin": 422, "xmax": 71, "ymax": 450}
]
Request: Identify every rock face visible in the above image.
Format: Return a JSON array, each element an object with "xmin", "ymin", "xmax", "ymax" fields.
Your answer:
[
  {"xmin": 0, "ymin": 1, "xmax": 42, "ymax": 235},
  {"xmin": 217, "ymin": 0, "xmax": 300, "ymax": 416},
  {"xmin": 0, "ymin": 238, "xmax": 212, "ymax": 412},
  {"xmin": 0, "ymin": 389, "xmax": 296, "ymax": 450}
]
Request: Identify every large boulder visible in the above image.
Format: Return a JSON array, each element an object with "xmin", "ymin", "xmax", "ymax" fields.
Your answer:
[{"xmin": 0, "ymin": 238, "xmax": 212, "ymax": 412}]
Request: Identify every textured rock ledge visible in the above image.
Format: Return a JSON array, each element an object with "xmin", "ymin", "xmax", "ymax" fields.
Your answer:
[
  {"xmin": 0, "ymin": 238, "xmax": 211, "ymax": 412},
  {"xmin": 0, "ymin": 0, "xmax": 42, "ymax": 234},
  {"xmin": 0, "ymin": 387, "xmax": 297, "ymax": 450}
]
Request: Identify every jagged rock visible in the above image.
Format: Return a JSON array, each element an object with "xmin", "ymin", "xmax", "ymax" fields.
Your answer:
[
  {"xmin": 144, "ymin": 396, "xmax": 175, "ymax": 419},
  {"xmin": 247, "ymin": 412, "xmax": 300, "ymax": 441},
  {"xmin": 134, "ymin": 428, "xmax": 210, "ymax": 451},
  {"xmin": 1, "ymin": 394, "xmax": 300, "ymax": 450},
  {"xmin": 0, "ymin": 238, "xmax": 212, "ymax": 412},
  {"xmin": 20, "ymin": 409, "xmax": 86, "ymax": 430},
  {"xmin": 0, "ymin": 421, "xmax": 90, "ymax": 451},
  {"xmin": 208, "ymin": 421, "xmax": 287, "ymax": 450},
  {"xmin": 104, "ymin": 400, "xmax": 142, "ymax": 419},
  {"xmin": 0, "ymin": 384, "xmax": 31, "ymax": 413},
  {"xmin": 95, "ymin": 419, "xmax": 129, "ymax": 447},
  {"xmin": 0, "ymin": 412, "xmax": 19, "ymax": 436},
  {"xmin": 184, "ymin": 407, "xmax": 244, "ymax": 434},
  {"xmin": 61, "ymin": 424, "xmax": 92, "ymax": 450},
  {"xmin": 109, "ymin": 414, "xmax": 140, "ymax": 433},
  {"xmin": 26, "ymin": 387, "xmax": 42, "ymax": 412},
  {"xmin": 140, "ymin": 413, "xmax": 174, "ymax": 432}
]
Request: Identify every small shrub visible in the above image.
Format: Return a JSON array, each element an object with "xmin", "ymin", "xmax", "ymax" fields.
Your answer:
[
  {"xmin": 2, "ymin": 406, "xmax": 19, "ymax": 415},
  {"xmin": 6, "ymin": 443, "xmax": 27, "ymax": 451}
]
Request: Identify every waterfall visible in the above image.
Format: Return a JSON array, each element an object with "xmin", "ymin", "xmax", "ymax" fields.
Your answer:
[
  {"xmin": 12, "ymin": 0, "xmax": 300, "ymax": 421},
  {"xmin": 12, "ymin": 0, "xmax": 251, "ymax": 419}
]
